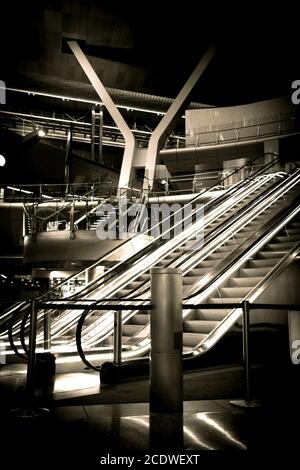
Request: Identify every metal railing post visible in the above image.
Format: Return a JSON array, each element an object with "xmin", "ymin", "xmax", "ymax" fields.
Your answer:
[
  {"xmin": 43, "ymin": 311, "xmax": 51, "ymax": 350},
  {"xmin": 231, "ymin": 300, "xmax": 261, "ymax": 408},
  {"xmin": 10, "ymin": 300, "xmax": 49, "ymax": 417},
  {"xmin": 27, "ymin": 300, "xmax": 38, "ymax": 397},
  {"xmin": 113, "ymin": 310, "xmax": 122, "ymax": 365}
]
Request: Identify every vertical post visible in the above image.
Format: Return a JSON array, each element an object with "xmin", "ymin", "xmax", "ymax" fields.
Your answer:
[
  {"xmin": 69, "ymin": 201, "xmax": 75, "ymax": 240},
  {"xmin": 113, "ymin": 310, "xmax": 122, "ymax": 365},
  {"xmin": 27, "ymin": 300, "xmax": 38, "ymax": 398},
  {"xmin": 65, "ymin": 124, "xmax": 73, "ymax": 184},
  {"xmin": 243, "ymin": 300, "xmax": 251, "ymax": 404},
  {"xmin": 99, "ymin": 106, "xmax": 103, "ymax": 163},
  {"xmin": 91, "ymin": 105, "xmax": 96, "ymax": 162},
  {"xmin": 231, "ymin": 301, "xmax": 261, "ymax": 408},
  {"xmin": 43, "ymin": 311, "xmax": 51, "ymax": 350},
  {"xmin": 31, "ymin": 204, "xmax": 37, "ymax": 241},
  {"xmin": 10, "ymin": 300, "xmax": 50, "ymax": 416},
  {"xmin": 150, "ymin": 268, "xmax": 183, "ymax": 413}
]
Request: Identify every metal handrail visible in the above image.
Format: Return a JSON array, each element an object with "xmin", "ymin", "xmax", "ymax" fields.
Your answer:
[
  {"xmin": 0, "ymin": 155, "xmax": 282, "ymax": 345},
  {"xmin": 7, "ymin": 168, "xmax": 280, "ymax": 358},
  {"xmin": 75, "ymin": 198, "xmax": 300, "ymax": 369}
]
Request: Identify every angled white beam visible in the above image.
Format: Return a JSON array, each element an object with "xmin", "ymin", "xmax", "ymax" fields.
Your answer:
[
  {"xmin": 68, "ymin": 41, "xmax": 136, "ymax": 189},
  {"xmin": 144, "ymin": 46, "xmax": 216, "ymax": 188}
]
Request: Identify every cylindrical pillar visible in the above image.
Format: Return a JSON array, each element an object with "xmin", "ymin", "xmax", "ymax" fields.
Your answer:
[{"xmin": 150, "ymin": 267, "xmax": 183, "ymax": 413}]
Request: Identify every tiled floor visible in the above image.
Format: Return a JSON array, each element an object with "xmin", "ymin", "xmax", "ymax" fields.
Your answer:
[{"xmin": 0, "ymin": 359, "xmax": 299, "ymax": 466}]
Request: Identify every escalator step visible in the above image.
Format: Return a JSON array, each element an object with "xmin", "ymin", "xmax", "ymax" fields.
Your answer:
[
  {"xmin": 183, "ymin": 332, "xmax": 207, "ymax": 347},
  {"xmin": 184, "ymin": 320, "xmax": 219, "ymax": 334},
  {"xmin": 193, "ymin": 308, "xmax": 229, "ymax": 321},
  {"xmin": 230, "ymin": 277, "xmax": 261, "ymax": 287},
  {"xmin": 239, "ymin": 267, "xmax": 271, "ymax": 276},
  {"xmin": 220, "ymin": 286, "xmax": 252, "ymax": 297}
]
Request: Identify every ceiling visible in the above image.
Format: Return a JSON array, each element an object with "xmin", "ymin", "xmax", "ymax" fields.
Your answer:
[{"xmin": 1, "ymin": 1, "xmax": 299, "ymax": 108}]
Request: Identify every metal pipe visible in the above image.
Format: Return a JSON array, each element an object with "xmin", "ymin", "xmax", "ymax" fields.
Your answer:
[
  {"xmin": 113, "ymin": 310, "xmax": 122, "ymax": 365},
  {"xmin": 230, "ymin": 301, "xmax": 261, "ymax": 408}
]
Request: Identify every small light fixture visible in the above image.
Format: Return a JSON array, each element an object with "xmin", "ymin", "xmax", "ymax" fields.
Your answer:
[
  {"xmin": 0, "ymin": 154, "xmax": 6, "ymax": 167},
  {"xmin": 37, "ymin": 129, "xmax": 46, "ymax": 138}
]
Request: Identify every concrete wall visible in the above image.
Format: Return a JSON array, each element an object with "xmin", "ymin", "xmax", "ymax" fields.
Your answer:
[
  {"xmin": 186, "ymin": 97, "xmax": 295, "ymax": 146},
  {"xmin": 23, "ymin": 231, "xmax": 153, "ymax": 265}
]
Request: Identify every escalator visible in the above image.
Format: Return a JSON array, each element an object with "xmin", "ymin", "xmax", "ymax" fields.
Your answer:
[
  {"xmin": 2, "ymin": 156, "xmax": 298, "ymax": 372},
  {"xmin": 39, "ymin": 166, "xmax": 284, "ymax": 347},
  {"xmin": 73, "ymin": 169, "xmax": 300, "ymax": 366}
]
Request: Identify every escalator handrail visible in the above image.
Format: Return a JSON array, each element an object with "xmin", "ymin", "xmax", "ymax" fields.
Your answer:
[
  {"xmin": 186, "ymin": 216, "xmax": 300, "ymax": 360},
  {"xmin": 55, "ymin": 155, "xmax": 282, "ymax": 301},
  {"xmin": 121, "ymin": 169, "xmax": 300, "ymax": 301},
  {"xmin": 74, "ymin": 178, "xmax": 300, "ymax": 366},
  {"xmin": 0, "ymin": 154, "xmax": 282, "ymax": 328}
]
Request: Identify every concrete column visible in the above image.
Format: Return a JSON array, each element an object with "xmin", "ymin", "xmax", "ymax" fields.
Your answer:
[{"xmin": 150, "ymin": 267, "xmax": 183, "ymax": 413}]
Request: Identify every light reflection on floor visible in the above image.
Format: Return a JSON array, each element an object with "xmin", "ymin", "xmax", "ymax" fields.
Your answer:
[{"xmin": 53, "ymin": 372, "xmax": 99, "ymax": 393}]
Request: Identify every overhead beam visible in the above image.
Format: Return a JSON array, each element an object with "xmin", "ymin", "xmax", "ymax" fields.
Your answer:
[{"xmin": 68, "ymin": 41, "xmax": 136, "ymax": 189}]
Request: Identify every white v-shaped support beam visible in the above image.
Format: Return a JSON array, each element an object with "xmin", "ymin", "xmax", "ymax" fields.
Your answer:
[
  {"xmin": 144, "ymin": 45, "xmax": 216, "ymax": 189},
  {"xmin": 68, "ymin": 41, "xmax": 136, "ymax": 190}
]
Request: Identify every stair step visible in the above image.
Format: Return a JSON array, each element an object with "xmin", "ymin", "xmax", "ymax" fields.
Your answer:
[
  {"xmin": 284, "ymin": 228, "xmax": 300, "ymax": 235},
  {"xmin": 193, "ymin": 308, "xmax": 230, "ymax": 321},
  {"xmin": 129, "ymin": 313, "xmax": 149, "ymax": 325},
  {"xmin": 183, "ymin": 332, "xmax": 207, "ymax": 348},
  {"xmin": 127, "ymin": 281, "xmax": 144, "ymax": 289},
  {"xmin": 122, "ymin": 324, "xmax": 143, "ymax": 336},
  {"xmin": 230, "ymin": 277, "xmax": 261, "ymax": 287},
  {"xmin": 105, "ymin": 335, "xmax": 132, "ymax": 345},
  {"xmin": 248, "ymin": 259, "xmax": 278, "ymax": 268},
  {"xmin": 220, "ymin": 286, "xmax": 252, "ymax": 297},
  {"xmin": 116, "ymin": 288, "xmax": 132, "ymax": 297},
  {"xmin": 209, "ymin": 297, "xmax": 242, "ymax": 304},
  {"xmin": 184, "ymin": 320, "xmax": 219, "ymax": 334},
  {"xmin": 183, "ymin": 275, "xmax": 204, "ymax": 285},
  {"xmin": 257, "ymin": 251, "xmax": 284, "ymax": 259},
  {"xmin": 206, "ymin": 253, "xmax": 226, "ymax": 260},
  {"xmin": 239, "ymin": 267, "xmax": 270, "ymax": 276},
  {"xmin": 276, "ymin": 235, "xmax": 300, "ymax": 243},
  {"xmin": 189, "ymin": 268, "xmax": 209, "ymax": 276},
  {"xmin": 266, "ymin": 242, "xmax": 297, "ymax": 250}
]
